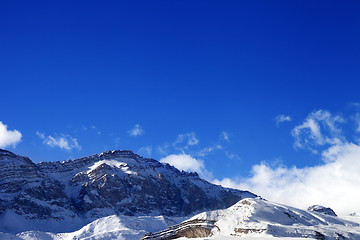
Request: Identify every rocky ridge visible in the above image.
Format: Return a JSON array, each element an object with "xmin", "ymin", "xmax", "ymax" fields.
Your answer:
[{"xmin": 0, "ymin": 149, "xmax": 256, "ymax": 233}]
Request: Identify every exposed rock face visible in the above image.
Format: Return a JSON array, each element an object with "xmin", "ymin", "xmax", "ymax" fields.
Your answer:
[
  {"xmin": 308, "ymin": 205, "xmax": 337, "ymax": 216},
  {"xmin": 0, "ymin": 149, "xmax": 73, "ymax": 220},
  {"xmin": 141, "ymin": 220, "xmax": 215, "ymax": 240},
  {"xmin": 0, "ymin": 149, "xmax": 256, "ymax": 229}
]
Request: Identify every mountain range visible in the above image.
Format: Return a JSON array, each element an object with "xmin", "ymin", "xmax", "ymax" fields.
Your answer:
[
  {"xmin": 1, "ymin": 149, "xmax": 360, "ymax": 240},
  {"xmin": 0, "ymin": 149, "xmax": 254, "ymax": 234}
]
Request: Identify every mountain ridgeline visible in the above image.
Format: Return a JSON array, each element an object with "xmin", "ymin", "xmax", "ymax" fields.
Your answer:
[{"xmin": 0, "ymin": 149, "xmax": 256, "ymax": 231}]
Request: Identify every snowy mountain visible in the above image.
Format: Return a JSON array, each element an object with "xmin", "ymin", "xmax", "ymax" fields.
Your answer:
[
  {"xmin": 0, "ymin": 215, "xmax": 186, "ymax": 240},
  {"xmin": 0, "ymin": 149, "xmax": 255, "ymax": 234},
  {"xmin": 141, "ymin": 198, "xmax": 360, "ymax": 240},
  {"xmin": 3, "ymin": 198, "xmax": 359, "ymax": 240},
  {"xmin": 3, "ymin": 149, "xmax": 359, "ymax": 240}
]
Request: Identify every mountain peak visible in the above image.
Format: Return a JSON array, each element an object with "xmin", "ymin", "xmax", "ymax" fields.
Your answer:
[
  {"xmin": 0, "ymin": 148, "xmax": 34, "ymax": 166},
  {"xmin": 98, "ymin": 149, "xmax": 136, "ymax": 157}
]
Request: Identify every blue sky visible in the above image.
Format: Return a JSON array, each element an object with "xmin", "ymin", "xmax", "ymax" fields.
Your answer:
[{"xmin": 1, "ymin": 1, "xmax": 360, "ymax": 213}]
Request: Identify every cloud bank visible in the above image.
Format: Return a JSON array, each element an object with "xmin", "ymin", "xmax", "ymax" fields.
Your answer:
[
  {"xmin": 0, "ymin": 121, "xmax": 22, "ymax": 148},
  {"xmin": 215, "ymin": 143, "xmax": 360, "ymax": 215},
  {"xmin": 36, "ymin": 132, "xmax": 81, "ymax": 151},
  {"xmin": 214, "ymin": 109, "xmax": 360, "ymax": 215}
]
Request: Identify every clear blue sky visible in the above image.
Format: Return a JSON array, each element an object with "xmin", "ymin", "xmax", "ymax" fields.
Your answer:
[{"xmin": 1, "ymin": 1, "xmax": 360, "ymax": 183}]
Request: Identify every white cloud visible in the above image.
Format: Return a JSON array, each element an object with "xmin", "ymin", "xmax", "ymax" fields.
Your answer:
[
  {"xmin": 137, "ymin": 146, "xmax": 152, "ymax": 157},
  {"xmin": 128, "ymin": 124, "xmax": 144, "ymax": 137},
  {"xmin": 81, "ymin": 125, "xmax": 101, "ymax": 135},
  {"xmin": 214, "ymin": 109, "xmax": 360, "ymax": 215},
  {"xmin": 275, "ymin": 114, "xmax": 292, "ymax": 125},
  {"xmin": 196, "ymin": 144, "xmax": 222, "ymax": 157},
  {"xmin": 36, "ymin": 131, "xmax": 81, "ymax": 151},
  {"xmin": 91, "ymin": 125, "xmax": 101, "ymax": 135},
  {"xmin": 173, "ymin": 132, "xmax": 199, "ymax": 150},
  {"xmin": 215, "ymin": 142, "xmax": 360, "ymax": 215},
  {"xmin": 0, "ymin": 121, "xmax": 22, "ymax": 148},
  {"xmin": 291, "ymin": 110, "xmax": 345, "ymax": 151},
  {"xmin": 213, "ymin": 177, "xmax": 241, "ymax": 189},
  {"xmin": 349, "ymin": 102, "xmax": 360, "ymax": 108},
  {"xmin": 225, "ymin": 151, "xmax": 241, "ymax": 160},
  {"xmin": 221, "ymin": 131, "xmax": 230, "ymax": 142},
  {"xmin": 157, "ymin": 144, "xmax": 170, "ymax": 155},
  {"xmin": 160, "ymin": 154, "xmax": 204, "ymax": 174}
]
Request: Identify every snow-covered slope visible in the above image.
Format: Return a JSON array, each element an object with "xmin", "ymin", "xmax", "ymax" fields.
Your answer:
[
  {"xmin": 0, "ymin": 215, "xmax": 185, "ymax": 240},
  {"xmin": 2, "ymin": 207, "xmax": 360, "ymax": 240},
  {"xmin": 0, "ymin": 149, "xmax": 255, "ymax": 234},
  {"xmin": 142, "ymin": 198, "xmax": 360, "ymax": 239}
]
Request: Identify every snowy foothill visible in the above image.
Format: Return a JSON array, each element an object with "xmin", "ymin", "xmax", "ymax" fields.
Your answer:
[
  {"xmin": 0, "ymin": 215, "xmax": 186, "ymax": 240},
  {"xmin": 142, "ymin": 198, "xmax": 360, "ymax": 240},
  {"xmin": 1, "ymin": 199, "xmax": 360, "ymax": 240}
]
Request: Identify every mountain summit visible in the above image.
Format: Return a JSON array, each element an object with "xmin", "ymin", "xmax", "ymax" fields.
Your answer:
[{"xmin": 0, "ymin": 149, "xmax": 255, "ymax": 233}]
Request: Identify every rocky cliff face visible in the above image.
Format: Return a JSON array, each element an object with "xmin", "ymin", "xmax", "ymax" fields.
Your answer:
[
  {"xmin": 0, "ymin": 149, "xmax": 74, "ymax": 221},
  {"xmin": 0, "ymin": 149, "xmax": 256, "ymax": 226}
]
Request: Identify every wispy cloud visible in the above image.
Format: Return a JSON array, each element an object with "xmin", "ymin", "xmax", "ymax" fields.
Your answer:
[
  {"xmin": 36, "ymin": 131, "xmax": 81, "ymax": 151},
  {"xmin": 160, "ymin": 131, "xmax": 239, "ymax": 169},
  {"xmin": 173, "ymin": 132, "xmax": 199, "ymax": 150},
  {"xmin": 348, "ymin": 102, "xmax": 360, "ymax": 108},
  {"xmin": 81, "ymin": 125, "xmax": 101, "ymax": 135},
  {"xmin": 196, "ymin": 144, "xmax": 222, "ymax": 157},
  {"xmin": 158, "ymin": 131, "xmax": 241, "ymax": 180},
  {"xmin": 157, "ymin": 144, "xmax": 170, "ymax": 155},
  {"xmin": 351, "ymin": 113, "xmax": 360, "ymax": 132},
  {"xmin": 220, "ymin": 131, "xmax": 230, "ymax": 142},
  {"xmin": 137, "ymin": 146, "xmax": 152, "ymax": 157},
  {"xmin": 91, "ymin": 125, "xmax": 101, "ymax": 135},
  {"xmin": 128, "ymin": 124, "xmax": 144, "ymax": 137},
  {"xmin": 275, "ymin": 114, "xmax": 292, "ymax": 125},
  {"xmin": 225, "ymin": 151, "xmax": 241, "ymax": 160},
  {"xmin": 0, "ymin": 121, "xmax": 22, "ymax": 148},
  {"xmin": 291, "ymin": 110, "xmax": 345, "ymax": 152}
]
